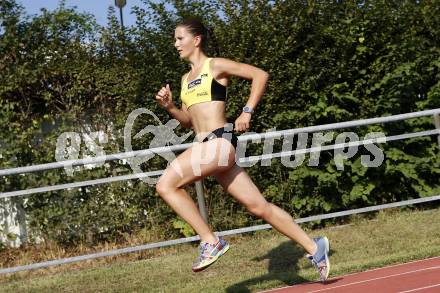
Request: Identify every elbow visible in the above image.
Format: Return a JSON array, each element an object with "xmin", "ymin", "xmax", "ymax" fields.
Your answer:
[
  {"xmin": 181, "ymin": 120, "xmax": 192, "ymax": 129},
  {"xmin": 257, "ymin": 69, "xmax": 269, "ymax": 83},
  {"xmin": 259, "ymin": 71, "xmax": 269, "ymax": 90}
]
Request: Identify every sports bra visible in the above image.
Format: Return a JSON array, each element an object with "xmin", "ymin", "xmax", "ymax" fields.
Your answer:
[{"xmin": 180, "ymin": 58, "xmax": 227, "ymax": 108}]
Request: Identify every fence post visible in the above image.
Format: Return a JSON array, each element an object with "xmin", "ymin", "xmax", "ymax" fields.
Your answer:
[
  {"xmin": 434, "ymin": 114, "xmax": 440, "ymax": 148},
  {"xmin": 12, "ymin": 197, "xmax": 28, "ymax": 245},
  {"xmin": 195, "ymin": 180, "xmax": 208, "ymax": 224}
]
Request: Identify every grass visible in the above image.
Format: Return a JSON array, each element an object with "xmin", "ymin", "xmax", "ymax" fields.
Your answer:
[{"xmin": 1, "ymin": 207, "xmax": 440, "ymax": 292}]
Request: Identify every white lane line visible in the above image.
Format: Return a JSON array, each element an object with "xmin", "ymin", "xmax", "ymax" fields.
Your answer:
[
  {"xmin": 332, "ymin": 256, "xmax": 440, "ymax": 279},
  {"xmin": 398, "ymin": 283, "xmax": 440, "ymax": 293},
  {"xmin": 309, "ymin": 266, "xmax": 440, "ymax": 293},
  {"xmin": 258, "ymin": 257, "xmax": 440, "ymax": 293}
]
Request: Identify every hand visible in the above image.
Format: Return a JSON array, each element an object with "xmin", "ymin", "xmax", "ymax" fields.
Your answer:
[
  {"xmin": 234, "ymin": 112, "xmax": 251, "ymax": 132},
  {"xmin": 155, "ymin": 84, "xmax": 174, "ymax": 110}
]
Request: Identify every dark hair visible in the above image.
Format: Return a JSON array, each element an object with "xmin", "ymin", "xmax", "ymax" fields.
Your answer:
[{"xmin": 176, "ymin": 18, "xmax": 220, "ymax": 56}]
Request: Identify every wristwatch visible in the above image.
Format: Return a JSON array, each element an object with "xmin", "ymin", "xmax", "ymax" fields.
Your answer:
[{"xmin": 242, "ymin": 106, "xmax": 254, "ymax": 114}]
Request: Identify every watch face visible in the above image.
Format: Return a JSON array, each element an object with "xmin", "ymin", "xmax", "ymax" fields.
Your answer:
[{"xmin": 243, "ymin": 106, "xmax": 253, "ymax": 113}]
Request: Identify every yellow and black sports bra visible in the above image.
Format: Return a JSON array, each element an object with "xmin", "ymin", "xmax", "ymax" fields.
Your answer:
[{"xmin": 180, "ymin": 58, "xmax": 227, "ymax": 108}]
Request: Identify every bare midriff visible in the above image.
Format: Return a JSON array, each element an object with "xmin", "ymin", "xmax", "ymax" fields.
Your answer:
[{"xmin": 187, "ymin": 101, "xmax": 228, "ymax": 141}]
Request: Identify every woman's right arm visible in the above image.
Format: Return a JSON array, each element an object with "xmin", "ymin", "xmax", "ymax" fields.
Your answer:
[
  {"xmin": 155, "ymin": 82, "xmax": 192, "ymax": 129},
  {"xmin": 167, "ymin": 103, "xmax": 192, "ymax": 128}
]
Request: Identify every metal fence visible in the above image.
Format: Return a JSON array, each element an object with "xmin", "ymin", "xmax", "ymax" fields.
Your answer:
[{"xmin": 1, "ymin": 108, "xmax": 440, "ymax": 274}]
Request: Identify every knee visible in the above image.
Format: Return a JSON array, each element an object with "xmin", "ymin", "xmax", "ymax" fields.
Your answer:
[
  {"xmin": 247, "ymin": 201, "xmax": 272, "ymax": 219},
  {"xmin": 155, "ymin": 178, "xmax": 174, "ymax": 197}
]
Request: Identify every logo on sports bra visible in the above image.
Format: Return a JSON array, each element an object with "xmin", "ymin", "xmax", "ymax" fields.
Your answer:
[{"xmin": 188, "ymin": 78, "xmax": 202, "ymax": 89}]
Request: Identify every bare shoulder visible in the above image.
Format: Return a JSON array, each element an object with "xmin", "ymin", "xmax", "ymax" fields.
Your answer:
[
  {"xmin": 209, "ymin": 57, "xmax": 235, "ymax": 79},
  {"xmin": 210, "ymin": 57, "xmax": 239, "ymax": 72},
  {"xmin": 210, "ymin": 57, "xmax": 265, "ymax": 80}
]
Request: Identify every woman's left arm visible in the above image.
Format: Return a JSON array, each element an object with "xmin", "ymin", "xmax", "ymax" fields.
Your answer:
[{"xmin": 212, "ymin": 58, "xmax": 269, "ymax": 132}]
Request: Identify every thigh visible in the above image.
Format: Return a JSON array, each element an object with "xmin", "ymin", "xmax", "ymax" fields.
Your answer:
[
  {"xmin": 214, "ymin": 164, "xmax": 267, "ymax": 207},
  {"xmin": 158, "ymin": 138, "xmax": 236, "ymax": 188}
]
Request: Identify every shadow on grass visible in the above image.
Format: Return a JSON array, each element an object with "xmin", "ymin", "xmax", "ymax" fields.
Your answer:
[{"xmin": 225, "ymin": 240, "xmax": 310, "ymax": 293}]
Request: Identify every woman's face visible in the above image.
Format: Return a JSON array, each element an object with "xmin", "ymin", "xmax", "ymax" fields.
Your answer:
[{"xmin": 174, "ymin": 26, "xmax": 200, "ymax": 59}]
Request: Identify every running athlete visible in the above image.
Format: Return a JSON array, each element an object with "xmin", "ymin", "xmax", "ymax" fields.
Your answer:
[{"xmin": 154, "ymin": 18, "xmax": 330, "ymax": 281}]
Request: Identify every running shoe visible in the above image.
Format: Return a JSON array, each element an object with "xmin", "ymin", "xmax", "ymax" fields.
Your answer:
[
  {"xmin": 192, "ymin": 237, "xmax": 230, "ymax": 272},
  {"xmin": 307, "ymin": 236, "xmax": 330, "ymax": 282}
]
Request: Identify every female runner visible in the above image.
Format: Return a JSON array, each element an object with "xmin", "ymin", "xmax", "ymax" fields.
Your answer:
[{"xmin": 154, "ymin": 18, "xmax": 330, "ymax": 281}]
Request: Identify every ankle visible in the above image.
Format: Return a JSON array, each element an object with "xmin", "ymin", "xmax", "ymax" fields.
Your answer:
[
  {"xmin": 201, "ymin": 235, "xmax": 219, "ymax": 245},
  {"xmin": 309, "ymin": 241, "xmax": 318, "ymax": 256}
]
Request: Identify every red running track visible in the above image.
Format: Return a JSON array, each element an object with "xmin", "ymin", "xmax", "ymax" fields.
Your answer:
[{"xmin": 260, "ymin": 256, "xmax": 440, "ymax": 293}]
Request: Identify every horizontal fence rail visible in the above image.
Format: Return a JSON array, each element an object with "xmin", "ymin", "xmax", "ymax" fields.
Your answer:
[
  {"xmin": 0, "ymin": 170, "xmax": 164, "ymax": 199},
  {"xmin": 241, "ymin": 129, "xmax": 440, "ymax": 164},
  {"xmin": 242, "ymin": 108, "xmax": 440, "ymax": 141}
]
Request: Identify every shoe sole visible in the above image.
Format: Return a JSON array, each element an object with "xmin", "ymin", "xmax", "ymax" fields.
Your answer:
[
  {"xmin": 192, "ymin": 243, "xmax": 230, "ymax": 272},
  {"xmin": 322, "ymin": 236, "xmax": 330, "ymax": 281}
]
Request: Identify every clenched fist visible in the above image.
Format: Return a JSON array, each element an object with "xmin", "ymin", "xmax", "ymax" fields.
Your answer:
[
  {"xmin": 234, "ymin": 112, "xmax": 251, "ymax": 132},
  {"xmin": 155, "ymin": 84, "xmax": 174, "ymax": 110}
]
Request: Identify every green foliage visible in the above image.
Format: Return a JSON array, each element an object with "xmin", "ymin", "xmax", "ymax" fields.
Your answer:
[
  {"xmin": 172, "ymin": 218, "xmax": 196, "ymax": 238},
  {"xmin": 0, "ymin": 0, "xmax": 439, "ymax": 247}
]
